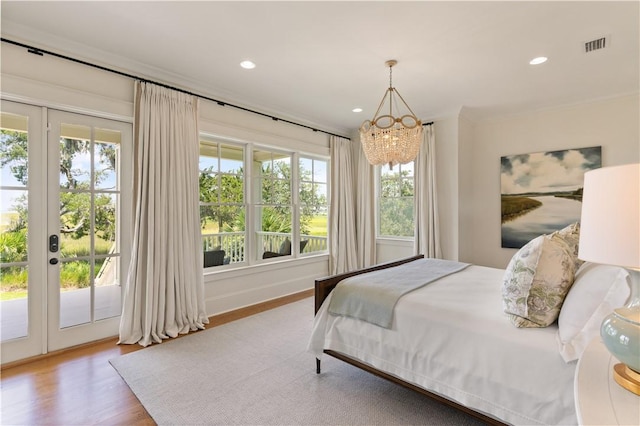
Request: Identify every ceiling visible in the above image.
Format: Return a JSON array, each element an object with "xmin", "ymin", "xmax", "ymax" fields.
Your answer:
[{"xmin": 1, "ymin": 1, "xmax": 639, "ymax": 136}]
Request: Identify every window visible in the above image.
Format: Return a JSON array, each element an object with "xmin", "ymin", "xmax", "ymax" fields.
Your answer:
[
  {"xmin": 199, "ymin": 138, "xmax": 329, "ymax": 268},
  {"xmin": 254, "ymin": 148, "xmax": 292, "ymax": 259},
  {"xmin": 298, "ymin": 157, "xmax": 328, "ymax": 254},
  {"xmin": 378, "ymin": 162, "xmax": 415, "ymax": 238},
  {"xmin": 199, "ymin": 142, "xmax": 245, "ymax": 267}
]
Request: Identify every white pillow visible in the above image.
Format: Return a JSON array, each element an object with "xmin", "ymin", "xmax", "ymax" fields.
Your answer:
[{"xmin": 557, "ymin": 262, "xmax": 630, "ymax": 362}]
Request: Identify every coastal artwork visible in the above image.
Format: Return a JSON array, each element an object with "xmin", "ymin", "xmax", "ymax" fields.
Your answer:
[{"xmin": 500, "ymin": 146, "xmax": 601, "ymax": 249}]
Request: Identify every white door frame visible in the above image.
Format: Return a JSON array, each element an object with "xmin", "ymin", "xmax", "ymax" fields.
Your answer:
[{"xmin": 0, "ymin": 100, "xmax": 47, "ymax": 364}]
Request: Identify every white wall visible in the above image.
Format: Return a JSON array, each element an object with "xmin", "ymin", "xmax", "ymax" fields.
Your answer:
[
  {"xmin": 1, "ymin": 42, "xmax": 331, "ymax": 316},
  {"xmin": 460, "ymin": 95, "xmax": 640, "ymax": 269}
]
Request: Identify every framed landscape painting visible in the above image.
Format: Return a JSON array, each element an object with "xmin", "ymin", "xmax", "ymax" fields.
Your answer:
[{"xmin": 500, "ymin": 146, "xmax": 601, "ymax": 249}]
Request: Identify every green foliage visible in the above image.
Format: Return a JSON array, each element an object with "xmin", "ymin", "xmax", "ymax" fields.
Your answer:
[
  {"xmin": 0, "ymin": 130, "xmax": 28, "ymax": 185},
  {"xmin": 379, "ymin": 169, "xmax": 414, "ymax": 237},
  {"xmin": 0, "ymin": 266, "xmax": 28, "ymax": 292},
  {"xmin": 60, "ymin": 261, "xmax": 91, "ymax": 288},
  {"xmin": 200, "ymin": 159, "xmax": 325, "ymax": 236},
  {"xmin": 1, "ymin": 131, "xmax": 117, "ymax": 292},
  {"xmin": 379, "ymin": 197, "xmax": 414, "ymax": 237},
  {"xmin": 0, "ymin": 228, "xmax": 27, "ymax": 263}
]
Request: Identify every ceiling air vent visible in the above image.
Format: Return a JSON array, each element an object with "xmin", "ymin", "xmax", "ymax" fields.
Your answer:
[{"xmin": 584, "ymin": 36, "xmax": 609, "ymax": 53}]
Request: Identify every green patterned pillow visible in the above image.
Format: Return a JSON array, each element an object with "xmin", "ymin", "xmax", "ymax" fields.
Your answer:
[
  {"xmin": 549, "ymin": 222, "xmax": 583, "ymax": 271},
  {"xmin": 502, "ymin": 234, "xmax": 578, "ymax": 328}
]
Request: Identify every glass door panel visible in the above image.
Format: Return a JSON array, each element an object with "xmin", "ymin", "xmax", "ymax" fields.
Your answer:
[
  {"xmin": 0, "ymin": 101, "xmax": 46, "ymax": 364},
  {"xmin": 47, "ymin": 110, "xmax": 131, "ymax": 351}
]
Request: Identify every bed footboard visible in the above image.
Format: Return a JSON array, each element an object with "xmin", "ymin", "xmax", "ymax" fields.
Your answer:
[{"xmin": 313, "ymin": 254, "xmax": 424, "ymax": 313}]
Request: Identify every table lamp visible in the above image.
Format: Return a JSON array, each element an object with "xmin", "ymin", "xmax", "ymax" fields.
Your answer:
[{"xmin": 579, "ymin": 163, "xmax": 640, "ymax": 395}]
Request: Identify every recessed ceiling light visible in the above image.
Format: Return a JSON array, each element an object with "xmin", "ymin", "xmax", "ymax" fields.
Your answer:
[
  {"xmin": 352, "ymin": 108, "xmax": 363, "ymax": 113},
  {"xmin": 529, "ymin": 56, "xmax": 548, "ymax": 65},
  {"xmin": 240, "ymin": 60, "xmax": 256, "ymax": 69}
]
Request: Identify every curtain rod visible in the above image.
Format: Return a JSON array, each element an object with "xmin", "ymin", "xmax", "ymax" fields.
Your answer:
[{"xmin": 1, "ymin": 37, "xmax": 352, "ymax": 140}]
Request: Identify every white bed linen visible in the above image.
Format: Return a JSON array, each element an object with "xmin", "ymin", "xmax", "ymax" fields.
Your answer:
[{"xmin": 308, "ymin": 265, "xmax": 577, "ymax": 426}]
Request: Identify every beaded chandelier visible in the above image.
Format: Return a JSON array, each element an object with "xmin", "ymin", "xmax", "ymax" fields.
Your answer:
[{"xmin": 359, "ymin": 60, "xmax": 422, "ymax": 167}]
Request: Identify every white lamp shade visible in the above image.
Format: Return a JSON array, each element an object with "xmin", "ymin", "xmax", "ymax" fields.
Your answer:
[{"xmin": 578, "ymin": 163, "xmax": 640, "ymax": 269}]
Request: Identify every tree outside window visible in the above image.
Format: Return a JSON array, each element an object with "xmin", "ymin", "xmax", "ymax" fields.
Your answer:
[
  {"xmin": 299, "ymin": 157, "xmax": 328, "ymax": 254},
  {"xmin": 378, "ymin": 162, "xmax": 414, "ymax": 238},
  {"xmin": 199, "ymin": 142, "xmax": 244, "ymax": 266},
  {"xmin": 198, "ymin": 141, "xmax": 329, "ymax": 266}
]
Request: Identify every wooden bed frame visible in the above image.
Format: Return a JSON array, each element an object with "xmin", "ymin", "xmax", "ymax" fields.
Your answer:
[{"xmin": 313, "ymin": 255, "xmax": 506, "ymax": 426}]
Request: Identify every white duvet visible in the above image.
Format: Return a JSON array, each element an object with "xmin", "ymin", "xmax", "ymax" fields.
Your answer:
[{"xmin": 308, "ymin": 265, "xmax": 577, "ymax": 426}]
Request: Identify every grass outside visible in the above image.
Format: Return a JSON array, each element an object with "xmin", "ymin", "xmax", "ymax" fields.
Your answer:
[
  {"xmin": 1, "ymin": 290, "xmax": 27, "ymax": 301},
  {"xmin": 307, "ymin": 215, "xmax": 327, "ymax": 236}
]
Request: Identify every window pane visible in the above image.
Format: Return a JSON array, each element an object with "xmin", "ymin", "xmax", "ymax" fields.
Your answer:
[
  {"xmin": 200, "ymin": 173, "xmax": 219, "ymax": 203},
  {"xmin": 59, "ymin": 125, "xmax": 91, "ymax": 189},
  {"xmin": 0, "ymin": 190, "xmax": 28, "ymax": 263},
  {"xmin": 199, "ymin": 154, "xmax": 217, "ymax": 172},
  {"xmin": 59, "ymin": 259, "xmax": 91, "ymax": 328},
  {"xmin": 401, "ymin": 162, "xmax": 414, "ymax": 175},
  {"xmin": 94, "ymin": 255, "xmax": 121, "ymax": 321},
  {"xmin": 380, "ymin": 176, "xmax": 399, "ymax": 197},
  {"xmin": 401, "ymin": 178, "xmax": 414, "ymax": 197},
  {"xmin": 259, "ymin": 178, "xmax": 291, "ymax": 204},
  {"xmin": 380, "ymin": 164, "xmax": 399, "ymax": 177},
  {"xmin": 1, "ymin": 127, "xmax": 28, "ymax": 187},
  {"xmin": 94, "ymin": 138, "xmax": 119, "ymax": 190},
  {"xmin": 313, "ymin": 161, "xmax": 327, "ymax": 183},
  {"xmin": 273, "ymin": 157, "xmax": 290, "ymax": 179},
  {"xmin": 60, "ymin": 192, "xmax": 91, "ymax": 257},
  {"xmin": 200, "ymin": 141, "xmax": 246, "ymax": 266},
  {"xmin": 299, "ymin": 158, "xmax": 312, "ymax": 180},
  {"xmin": 220, "ymin": 175, "xmax": 243, "ymax": 203},
  {"xmin": 219, "ymin": 144, "xmax": 243, "ymax": 173},
  {"xmin": 379, "ymin": 197, "xmax": 414, "ymax": 237},
  {"xmin": 299, "ymin": 158, "xmax": 328, "ymax": 254},
  {"xmin": 256, "ymin": 205, "xmax": 291, "ymax": 258},
  {"xmin": 378, "ymin": 160, "xmax": 415, "ymax": 238},
  {"xmin": 0, "ymin": 265, "xmax": 28, "ymax": 341},
  {"xmin": 95, "ymin": 193, "xmax": 117, "ymax": 255}
]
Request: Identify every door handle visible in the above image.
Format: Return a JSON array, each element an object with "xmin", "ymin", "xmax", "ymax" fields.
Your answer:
[
  {"xmin": 49, "ymin": 258, "xmax": 59, "ymax": 265},
  {"xmin": 49, "ymin": 235, "xmax": 59, "ymax": 252}
]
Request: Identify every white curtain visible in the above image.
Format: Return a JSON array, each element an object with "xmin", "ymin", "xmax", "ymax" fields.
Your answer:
[
  {"xmin": 414, "ymin": 124, "xmax": 442, "ymax": 258},
  {"xmin": 119, "ymin": 81, "xmax": 208, "ymax": 347},
  {"xmin": 353, "ymin": 139, "xmax": 376, "ymax": 268},
  {"xmin": 329, "ymin": 136, "xmax": 359, "ymax": 274}
]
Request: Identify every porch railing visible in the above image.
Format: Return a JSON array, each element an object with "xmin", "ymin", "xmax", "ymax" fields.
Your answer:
[{"xmin": 202, "ymin": 232, "xmax": 327, "ymax": 264}]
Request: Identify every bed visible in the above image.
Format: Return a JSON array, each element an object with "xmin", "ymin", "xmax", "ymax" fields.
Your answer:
[{"xmin": 307, "ymin": 250, "xmax": 631, "ymax": 425}]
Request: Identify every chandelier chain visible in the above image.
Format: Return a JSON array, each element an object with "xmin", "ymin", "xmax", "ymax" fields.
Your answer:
[{"xmin": 388, "ymin": 64, "xmax": 394, "ymax": 116}]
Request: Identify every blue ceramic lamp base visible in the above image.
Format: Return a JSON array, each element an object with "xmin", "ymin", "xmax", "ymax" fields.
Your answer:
[{"xmin": 600, "ymin": 269, "xmax": 640, "ymax": 395}]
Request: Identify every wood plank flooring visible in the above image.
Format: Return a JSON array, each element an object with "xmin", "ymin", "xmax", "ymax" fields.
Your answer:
[{"xmin": 0, "ymin": 290, "xmax": 312, "ymax": 425}]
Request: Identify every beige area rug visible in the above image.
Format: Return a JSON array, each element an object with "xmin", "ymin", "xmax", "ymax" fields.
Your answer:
[{"xmin": 110, "ymin": 297, "xmax": 485, "ymax": 425}]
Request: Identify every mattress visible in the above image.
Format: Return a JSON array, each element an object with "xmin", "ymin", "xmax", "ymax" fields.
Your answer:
[{"xmin": 308, "ymin": 265, "xmax": 577, "ymax": 425}]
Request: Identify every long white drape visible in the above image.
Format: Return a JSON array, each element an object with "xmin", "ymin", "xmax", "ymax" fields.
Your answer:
[
  {"xmin": 353, "ymin": 139, "xmax": 376, "ymax": 268},
  {"xmin": 329, "ymin": 136, "xmax": 359, "ymax": 274},
  {"xmin": 119, "ymin": 81, "xmax": 208, "ymax": 347},
  {"xmin": 414, "ymin": 124, "xmax": 442, "ymax": 258}
]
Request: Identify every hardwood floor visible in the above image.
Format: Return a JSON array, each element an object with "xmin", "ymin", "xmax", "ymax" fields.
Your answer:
[{"xmin": 0, "ymin": 290, "xmax": 312, "ymax": 425}]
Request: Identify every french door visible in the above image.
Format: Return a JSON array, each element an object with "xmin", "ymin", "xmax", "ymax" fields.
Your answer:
[{"xmin": 1, "ymin": 101, "xmax": 132, "ymax": 363}]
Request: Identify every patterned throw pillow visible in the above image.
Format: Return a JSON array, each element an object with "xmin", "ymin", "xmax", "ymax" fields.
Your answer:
[
  {"xmin": 549, "ymin": 222, "xmax": 583, "ymax": 270},
  {"xmin": 502, "ymin": 233, "xmax": 579, "ymax": 328}
]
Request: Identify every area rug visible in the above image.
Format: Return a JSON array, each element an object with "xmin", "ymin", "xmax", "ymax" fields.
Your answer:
[{"xmin": 110, "ymin": 297, "xmax": 484, "ymax": 425}]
